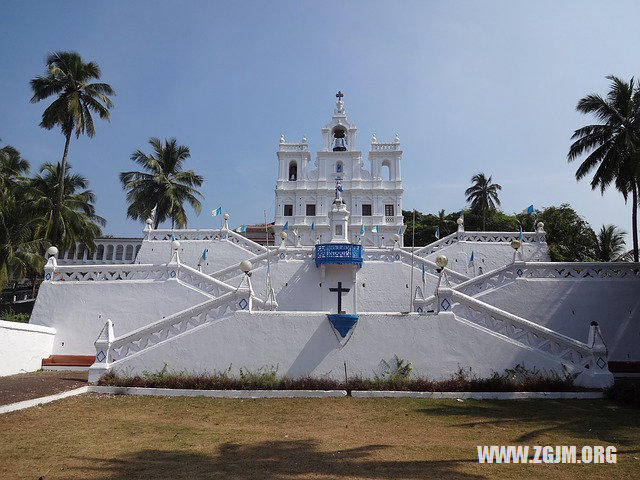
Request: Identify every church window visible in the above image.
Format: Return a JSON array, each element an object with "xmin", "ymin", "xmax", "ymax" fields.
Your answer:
[
  {"xmin": 335, "ymin": 224, "xmax": 343, "ymax": 236},
  {"xmin": 362, "ymin": 204, "xmax": 372, "ymax": 216},
  {"xmin": 96, "ymin": 244, "xmax": 105, "ymax": 261},
  {"xmin": 385, "ymin": 204, "xmax": 395, "ymax": 216},
  {"xmin": 306, "ymin": 204, "xmax": 316, "ymax": 216},
  {"xmin": 336, "ymin": 162, "xmax": 343, "ymax": 173},
  {"xmin": 381, "ymin": 161, "xmax": 391, "ymax": 181},
  {"xmin": 284, "ymin": 204, "xmax": 293, "ymax": 216},
  {"xmin": 288, "ymin": 162, "xmax": 297, "ymax": 181}
]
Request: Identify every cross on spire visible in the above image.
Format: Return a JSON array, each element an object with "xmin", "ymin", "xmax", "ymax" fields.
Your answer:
[{"xmin": 336, "ymin": 91, "xmax": 344, "ymax": 100}]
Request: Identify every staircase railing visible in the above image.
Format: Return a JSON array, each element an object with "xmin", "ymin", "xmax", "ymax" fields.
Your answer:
[{"xmin": 440, "ymin": 288, "xmax": 605, "ymax": 373}]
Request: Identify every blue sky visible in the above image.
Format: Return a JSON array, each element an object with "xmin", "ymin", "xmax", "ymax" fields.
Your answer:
[{"xmin": 2, "ymin": 1, "xmax": 640, "ymax": 240}]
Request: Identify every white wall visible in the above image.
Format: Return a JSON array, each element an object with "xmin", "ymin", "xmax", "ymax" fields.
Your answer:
[
  {"xmin": 425, "ymin": 241, "xmax": 549, "ymax": 276},
  {"xmin": 477, "ymin": 279, "xmax": 640, "ymax": 361},
  {"xmin": 136, "ymin": 239, "xmax": 251, "ymax": 274},
  {"xmin": 30, "ymin": 280, "xmax": 210, "ymax": 355},
  {"xmin": 110, "ymin": 310, "xmax": 567, "ymax": 381},
  {"xmin": 0, "ymin": 321, "xmax": 55, "ymax": 376}
]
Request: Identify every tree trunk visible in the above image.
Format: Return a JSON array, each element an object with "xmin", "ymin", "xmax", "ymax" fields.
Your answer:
[
  {"xmin": 50, "ymin": 131, "xmax": 71, "ymax": 247},
  {"xmin": 633, "ymin": 182, "xmax": 639, "ymax": 262}
]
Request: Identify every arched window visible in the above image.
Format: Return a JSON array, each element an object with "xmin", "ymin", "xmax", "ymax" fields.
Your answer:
[
  {"xmin": 96, "ymin": 244, "xmax": 105, "ymax": 261},
  {"xmin": 332, "ymin": 127, "xmax": 347, "ymax": 151},
  {"xmin": 125, "ymin": 245, "xmax": 134, "ymax": 261},
  {"xmin": 288, "ymin": 161, "xmax": 297, "ymax": 181},
  {"xmin": 67, "ymin": 244, "xmax": 76, "ymax": 260},
  {"xmin": 381, "ymin": 160, "xmax": 391, "ymax": 181},
  {"xmin": 106, "ymin": 245, "xmax": 114, "ymax": 261},
  {"xmin": 115, "ymin": 245, "xmax": 124, "ymax": 261},
  {"xmin": 336, "ymin": 161, "xmax": 343, "ymax": 173},
  {"xmin": 76, "ymin": 244, "xmax": 86, "ymax": 260}
]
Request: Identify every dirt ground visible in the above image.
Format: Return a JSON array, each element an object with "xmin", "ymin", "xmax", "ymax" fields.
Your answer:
[
  {"xmin": 1, "ymin": 395, "xmax": 639, "ymax": 479},
  {"xmin": 0, "ymin": 370, "xmax": 87, "ymax": 406}
]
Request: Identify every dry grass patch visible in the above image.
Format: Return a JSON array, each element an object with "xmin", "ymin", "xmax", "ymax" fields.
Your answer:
[{"xmin": 0, "ymin": 396, "xmax": 638, "ymax": 479}]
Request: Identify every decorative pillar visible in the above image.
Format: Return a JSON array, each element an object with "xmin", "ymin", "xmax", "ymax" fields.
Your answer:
[{"xmin": 88, "ymin": 319, "xmax": 115, "ymax": 383}]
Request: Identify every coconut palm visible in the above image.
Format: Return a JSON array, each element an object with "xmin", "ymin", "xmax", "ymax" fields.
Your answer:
[
  {"xmin": 465, "ymin": 173, "xmax": 502, "ymax": 230},
  {"xmin": 0, "ymin": 192, "xmax": 45, "ymax": 291},
  {"xmin": 568, "ymin": 76, "xmax": 640, "ymax": 262},
  {"xmin": 29, "ymin": 51, "xmax": 114, "ymax": 247},
  {"xmin": 27, "ymin": 163, "xmax": 105, "ymax": 251},
  {"xmin": 120, "ymin": 138, "xmax": 204, "ymax": 228},
  {"xmin": 0, "ymin": 144, "xmax": 30, "ymax": 192},
  {"xmin": 593, "ymin": 224, "xmax": 627, "ymax": 261}
]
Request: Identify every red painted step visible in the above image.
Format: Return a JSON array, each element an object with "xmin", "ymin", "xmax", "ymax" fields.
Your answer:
[{"xmin": 42, "ymin": 355, "xmax": 96, "ymax": 367}]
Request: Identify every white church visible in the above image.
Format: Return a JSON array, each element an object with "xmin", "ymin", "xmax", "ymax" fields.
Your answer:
[{"xmin": 2, "ymin": 94, "xmax": 639, "ymax": 389}]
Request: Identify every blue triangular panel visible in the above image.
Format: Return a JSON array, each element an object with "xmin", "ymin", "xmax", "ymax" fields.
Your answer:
[{"xmin": 327, "ymin": 314, "xmax": 359, "ymax": 338}]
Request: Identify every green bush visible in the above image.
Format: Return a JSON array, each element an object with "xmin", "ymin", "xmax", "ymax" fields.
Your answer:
[{"xmin": 0, "ymin": 308, "xmax": 30, "ymax": 323}]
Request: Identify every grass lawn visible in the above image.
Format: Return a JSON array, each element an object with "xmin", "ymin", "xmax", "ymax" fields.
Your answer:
[{"xmin": 0, "ymin": 395, "xmax": 638, "ymax": 479}]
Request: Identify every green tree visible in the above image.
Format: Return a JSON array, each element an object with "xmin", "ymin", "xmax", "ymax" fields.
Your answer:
[
  {"xmin": 0, "ymin": 189, "xmax": 45, "ymax": 292},
  {"xmin": 465, "ymin": 173, "xmax": 502, "ymax": 230},
  {"xmin": 568, "ymin": 75, "xmax": 640, "ymax": 261},
  {"xmin": 120, "ymin": 137, "xmax": 204, "ymax": 228},
  {"xmin": 0, "ymin": 143, "xmax": 30, "ymax": 193},
  {"xmin": 27, "ymin": 163, "xmax": 105, "ymax": 251},
  {"xmin": 593, "ymin": 224, "xmax": 627, "ymax": 261},
  {"xmin": 29, "ymin": 51, "xmax": 114, "ymax": 247},
  {"xmin": 536, "ymin": 204, "xmax": 596, "ymax": 261}
]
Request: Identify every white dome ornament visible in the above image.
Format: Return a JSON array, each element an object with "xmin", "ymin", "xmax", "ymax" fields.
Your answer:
[
  {"xmin": 511, "ymin": 239, "xmax": 522, "ymax": 263},
  {"xmin": 47, "ymin": 246, "xmax": 59, "ymax": 257},
  {"xmin": 435, "ymin": 255, "xmax": 449, "ymax": 290}
]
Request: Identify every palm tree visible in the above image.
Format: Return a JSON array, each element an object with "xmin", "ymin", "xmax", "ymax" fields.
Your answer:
[
  {"xmin": 29, "ymin": 51, "xmax": 114, "ymax": 247},
  {"xmin": 436, "ymin": 209, "xmax": 454, "ymax": 236},
  {"xmin": 27, "ymin": 163, "xmax": 105, "ymax": 251},
  {"xmin": 120, "ymin": 138, "xmax": 204, "ymax": 228},
  {"xmin": 465, "ymin": 173, "xmax": 502, "ymax": 230},
  {"xmin": 0, "ymin": 190, "xmax": 45, "ymax": 291},
  {"xmin": 568, "ymin": 76, "xmax": 640, "ymax": 262},
  {"xmin": 0, "ymin": 143, "xmax": 30, "ymax": 192},
  {"xmin": 593, "ymin": 224, "xmax": 627, "ymax": 261}
]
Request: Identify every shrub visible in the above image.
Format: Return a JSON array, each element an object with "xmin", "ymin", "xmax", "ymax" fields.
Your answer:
[{"xmin": 0, "ymin": 308, "xmax": 29, "ymax": 323}]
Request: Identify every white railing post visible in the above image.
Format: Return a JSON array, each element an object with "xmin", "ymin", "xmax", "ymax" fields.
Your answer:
[
  {"xmin": 574, "ymin": 321, "xmax": 614, "ymax": 388},
  {"xmin": 43, "ymin": 246, "xmax": 58, "ymax": 282},
  {"xmin": 88, "ymin": 319, "xmax": 114, "ymax": 383}
]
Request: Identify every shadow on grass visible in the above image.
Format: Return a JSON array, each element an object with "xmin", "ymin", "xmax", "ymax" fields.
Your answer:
[
  {"xmin": 81, "ymin": 439, "xmax": 482, "ymax": 480},
  {"xmin": 417, "ymin": 399, "xmax": 640, "ymax": 445}
]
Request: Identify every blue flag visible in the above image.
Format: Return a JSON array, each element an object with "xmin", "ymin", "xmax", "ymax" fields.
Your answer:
[
  {"xmin": 372, "ymin": 225, "xmax": 378, "ymax": 233},
  {"xmin": 421, "ymin": 263, "xmax": 426, "ymax": 283},
  {"xmin": 239, "ymin": 225, "xmax": 246, "ymax": 233},
  {"xmin": 360, "ymin": 224, "xmax": 365, "ymax": 235},
  {"xmin": 171, "ymin": 233, "xmax": 176, "ymax": 241},
  {"xmin": 469, "ymin": 251, "xmax": 475, "ymax": 266},
  {"xmin": 211, "ymin": 206, "xmax": 222, "ymax": 216},
  {"xmin": 283, "ymin": 221, "xmax": 289, "ymax": 231},
  {"xmin": 311, "ymin": 222, "xmax": 315, "ymax": 231},
  {"xmin": 398, "ymin": 227, "xmax": 403, "ymax": 236},
  {"xmin": 518, "ymin": 226, "xmax": 523, "ymax": 240},
  {"xmin": 527, "ymin": 204, "xmax": 534, "ymax": 215},
  {"xmin": 435, "ymin": 227, "xmax": 440, "ymax": 239},
  {"xmin": 200, "ymin": 249, "xmax": 207, "ymax": 261}
]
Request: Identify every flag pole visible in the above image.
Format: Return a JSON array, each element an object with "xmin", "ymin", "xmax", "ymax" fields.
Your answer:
[{"xmin": 410, "ymin": 209, "xmax": 415, "ymax": 313}]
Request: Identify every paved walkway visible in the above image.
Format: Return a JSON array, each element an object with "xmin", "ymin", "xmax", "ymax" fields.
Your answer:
[{"xmin": 0, "ymin": 371, "xmax": 88, "ymax": 406}]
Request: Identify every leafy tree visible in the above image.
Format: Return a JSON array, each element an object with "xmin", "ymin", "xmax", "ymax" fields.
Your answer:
[
  {"xmin": 465, "ymin": 173, "xmax": 502, "ymax": 230},
  {"xmin": 27, "ymin": 163, "xmax": 105, "ymax": 251},
  {"xmin": 568, "ymin": 75, "xmax": 640, "ymax": 261},
  {"xmin": 536, "ymin": 204, "xmax": 596, "ymax": 261},
  {"xmin": 593, "ymin": 224, "xmax": 627, "ymax": 261},
  {"xmin": 29, "ymin": 51, "xmax": 114, "ymax": 247},
  {"xmin": 120, "ymin": 137, "xmax": 204, "ymax": 228}
]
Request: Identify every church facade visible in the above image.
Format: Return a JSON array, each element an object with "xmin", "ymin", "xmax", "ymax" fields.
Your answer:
[
  {"xmin": 2, "ymin": 94, "xmax": 638, "ymax": 390},
  {"xmin": 275, "ymin": 93, "xmax": 404, "ymax": 247}
]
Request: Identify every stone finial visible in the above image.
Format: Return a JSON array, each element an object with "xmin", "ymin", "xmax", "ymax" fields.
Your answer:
[
  {"xmin": 536, "ymin": 221, "xmax": 545, "ymax": 233},
  {"xmin": 394, "ymin": 133, "xmax": 400, "ymax": 143},
  {"xmin": 302, "ymin": 135, "xmax": 307, "ymax": 143},
  {"xmin": 371, "ymin": 133, "xmax": 377, "ymax": 143},
  {"xmin": 280, "ymin": 134, "xmax": 285, "ymax": 144}
]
